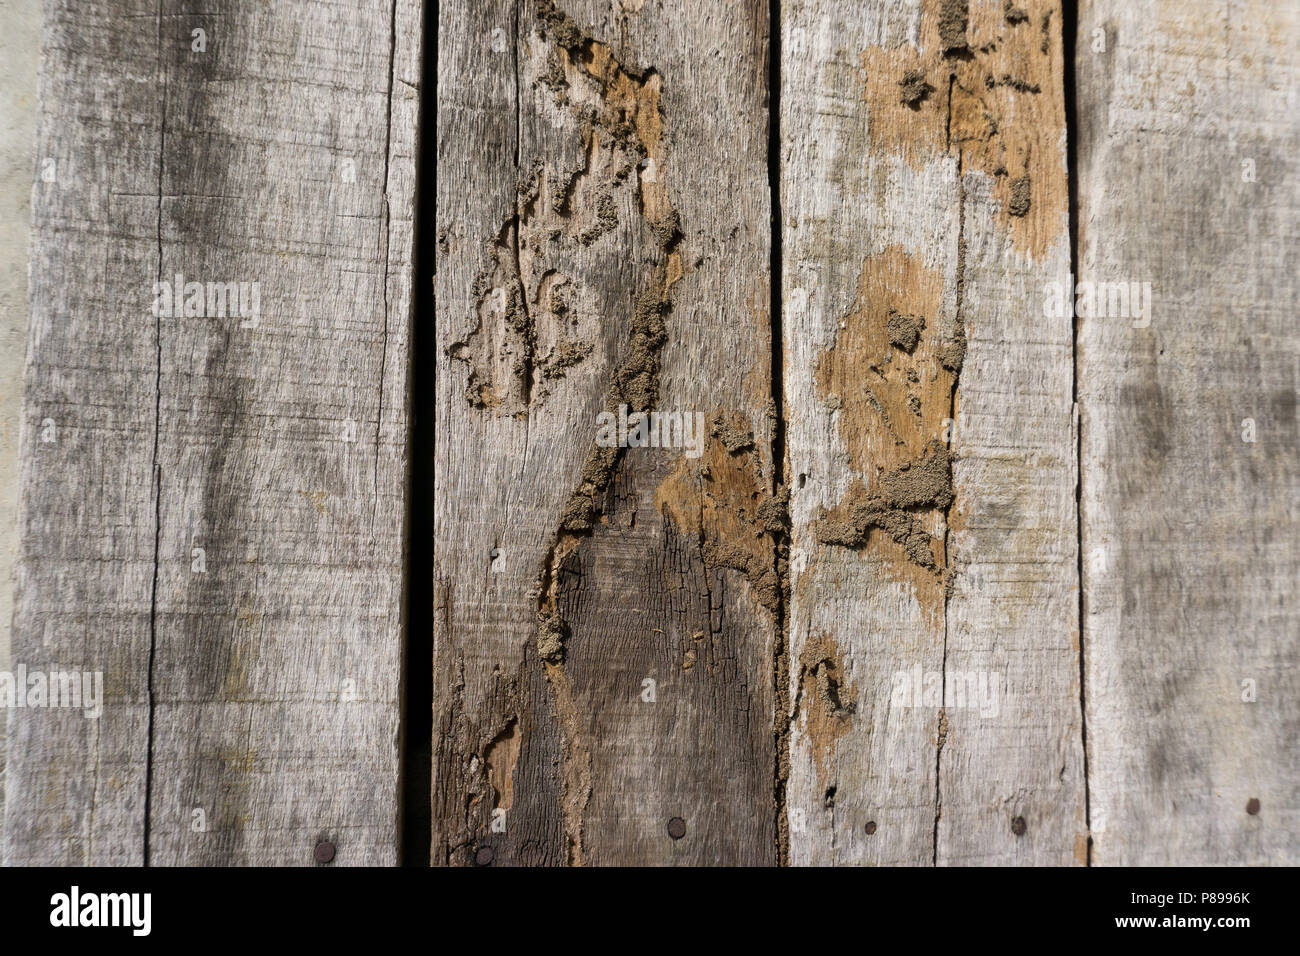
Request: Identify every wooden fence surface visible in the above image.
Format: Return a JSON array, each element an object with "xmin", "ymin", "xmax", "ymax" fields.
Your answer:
[{"xmin": 3, "ymin": 0, "xmax": 1296, "ymax": 865}]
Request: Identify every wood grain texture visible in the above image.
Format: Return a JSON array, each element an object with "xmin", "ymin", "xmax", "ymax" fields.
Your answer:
[
  {"xmin": 1076, "ymin": 0, "xmax": 1300, "ymax": 865},
  {"xmin": 4, "ymin": 0, "xmax": 419, "ymax": 865},
  {"xmin": 780, "ymin": 0, "xmax": 1084, "ymax": 864},
  {"xmin": 7, "ymin": 0, "xmax": 1298, "ymax": 870},
  {"xmin": 434, "ymin": 0, "xmax": 777, "ymax": 865},
  {"xmin": 0, "ymin": 0, "xmax": 43, "ymax": 870}
]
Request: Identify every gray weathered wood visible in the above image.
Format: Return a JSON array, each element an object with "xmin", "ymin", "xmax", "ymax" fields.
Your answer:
[
  {"xmin": 4, "ymin": 0, "xmax": 419, "ymax": 865},
  {"xmin": 434, "ymin": 0, "xmax": 777, "ymax": 865},
  {"xmin": 0, "ymin": 0, "xmax": 43, "ymax": 869},
  {"xmin": 1076, "ymin": 0, "xmax": 1300, "ymax": 866},
  {"xmin": 780, "ymin": 0, "xmax": 1085, "ymax": 864}
]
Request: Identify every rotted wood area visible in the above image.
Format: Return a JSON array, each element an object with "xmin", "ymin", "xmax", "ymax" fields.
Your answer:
[{"xmin": 435, "ymin": 0, "xmax": 777, "ymax": 866}]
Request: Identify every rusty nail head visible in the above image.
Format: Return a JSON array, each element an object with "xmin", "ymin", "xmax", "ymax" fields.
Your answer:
[
  {"xmin": 865, "ymin": 820, "xmax": 877, "ymax": 835},
  {"xmin": 667, "ymin": 817, "xmax": 686, "ymax": 840},
  {"xmin": 314, "ymin": 840, "xmax": 336, "ymax": 864},
  {"xmin": 1011, "ymin": 816, "xmax": 1027, "ymax": 837},
  {"xmin": 1246, "ymin": 798, "xmax": 1261, "ymax": 815},
  {"xmin": 475, "ymin": 845, "xmax": 495, "ymax": 866}
]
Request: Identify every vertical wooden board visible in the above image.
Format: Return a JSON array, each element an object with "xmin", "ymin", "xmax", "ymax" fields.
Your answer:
[
  {"xmin": 4, "ymin": 0, "xmax": 161, "ymax": 866},
  {"xmin": 0, "ymin": 0, "xmax": 39, "ymax": 610},
  {"xmin": 0, "ymin": 0, "xmax": 45, "ymax": 868},
  {"xmin": 937, "ymin": 0, "xmax": 1083, "ymax": 866},
  {"xmin": 1077, "ymin": 0, "xmax": 1300, "ymax": 865},
  {"xmin": 5, "ymin": 0, "xmax": 418, "ymax": 865},
  {"xmin": 781, "ymin": 0, "xmax": 951, "ymax": 864},
  {"xmin": 148, "ymin": 0, "xmax": 420, "ymax": 866},
  {"xmin": 435, "ymin": 0, "xmax": 776, "ymax": 865},
  {"xmin": 781, "ymin": 0, "xmax": 1083, "ymax": 864}
]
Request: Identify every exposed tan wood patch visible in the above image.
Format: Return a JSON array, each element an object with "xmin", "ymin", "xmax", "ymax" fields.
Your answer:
[
  {"xmin": 655, "ymin": 421, "xmax": 783, "ymax": 615},
  {"xmin": 858, "ymin": 0, "xmax": 1067, "ymax": 258},
  {"xmin": 449, "ymin": 2, "xmax": 683, "ymax": 420},
  {"xmin": 1074, "ymin": 831, "xmax": 1089, "ymax": 866},
  {"xmin": 542, "ymin": 661, "xmax": 591, "ymax": 866},
  {"xmin": 484, "ymin": 719, "xmax": 522, "ymax": 811},
  {"xmin": 796, "ymin": 633, "xmax": 859, "ymax": 790},
  {"xmin": 815, "ymin": 245, "xmax": 954, "ymax": 472},
  {"xmin": 810, "ymin": 245, "xmax": 957, "ymax": 621}
]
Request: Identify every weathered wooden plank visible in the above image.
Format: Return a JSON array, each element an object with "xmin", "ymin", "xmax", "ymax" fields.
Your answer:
[
  {"xmin": 1076, "ymin": 0, "xmax": 1300, "ymax": 865},
  {"xmin": 4, "ymin": 0, "xmax": 162, "ymax": 867},
  {"xmin": 4, "ymin": 0, "xmax": 418, "ymax": 865},
  {"xmin": 781, "ymin": 0, "xmax": 1084, "ymax": 864},
  {"xmin": 435, "ymin": 0, "xmax": 776, "ymax": 865},
  {"xmin": 0, "ymin": 0, "xmax": 43, "ymax": 868}
]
